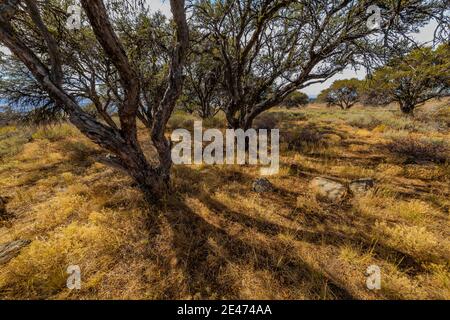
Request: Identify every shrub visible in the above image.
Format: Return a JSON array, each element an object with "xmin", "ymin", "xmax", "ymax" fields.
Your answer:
[
  {"xmin": 203, "ymin": 113, "xmax": 226, "ymax": 129},
  {"xmin": 383, "ymin": 116, "xmax": 417, "ymax": 131},
  {"xmin": 253, "ymin": 112, "xmax": 285, "ymax": 130},
  {"xmin": 386, "ymin": 136, "xmax": 449, "ymax": 164},
  {"xmin": 346, "ymin": 115, "xmax": 382, "ymax": 130},
  {"xmin": 32, "ymin": 124, "xmax": 78, "ymax": 142},
  {"xmin": 167, "ymin": 112, "xmax": 198, "ymax": 131},
  {"xmin": 0, "ymin": 126, "xmax": 32, "ymax": 160},
  {"xmin": 282, "ymin": 123, "xmax": 327, "ymax": 152},
  {"xmin": 0, "ymin": 105, "xmax": 20, "ymax": 126},
  {"xmin": 289, "ymin": 112, "xmax": 308, "ymax": 121},
  {"xmin": 346, "ymin": 113, "xmax": 426, "ymax": 132},
  {"xmin": 283, "ymin": 91, "xmax": 309, "ymax": 108}
]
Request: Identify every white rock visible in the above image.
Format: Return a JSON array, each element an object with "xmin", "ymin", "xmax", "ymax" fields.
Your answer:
[{"xmin": 309, "ymin": 177, "xmax": 347, "ymax": 202}]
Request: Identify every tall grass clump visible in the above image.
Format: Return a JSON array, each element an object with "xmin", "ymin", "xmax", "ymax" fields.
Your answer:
[
  {"xmin": 0, "ymin": 126, "xmax": 32, "ymax": 160},
  {"xmin": 282, "ymin": 123, "xmax": 328, "ymax": 152},
  {"xmin": 32, "ymin": 124, "xmax": 79, "ymax": 142},
  {"xmin": 386, "ymin": 135, "xmax": 449, "ymax": 164}
]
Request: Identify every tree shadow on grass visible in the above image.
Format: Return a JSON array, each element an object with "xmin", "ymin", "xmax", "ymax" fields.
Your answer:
[
  {"xmin": 147, "ymin": 165, "xmax": 430, "ymax": 300},
  {"xmin": 155, "ymin": 197, "xmax": 356, "ymax": 300},
  {"xmin": 196, "ymin": 192, "xmax": 427, "ymax": 275}
]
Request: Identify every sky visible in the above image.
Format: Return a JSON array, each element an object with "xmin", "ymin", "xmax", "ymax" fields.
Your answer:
[
  {"xmin": 147, "ymin": 0, "xmax": 440, "ymax": 97},
  {"xmin": 301, "ymin": 21, "xmax": 439, "ymax": 97},
  {"xmin": 148, "ymin": 0, "xmax": 172, "ymax": 16},
  {"xmin": 1, "ymin": 1, "xmax": 440, "ymax": 97}
]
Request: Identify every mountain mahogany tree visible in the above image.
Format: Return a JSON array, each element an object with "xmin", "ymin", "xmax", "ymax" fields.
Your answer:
[
  {"xmin": 0, "ymin": 0, "xmax": 189, "ymax": 203},
  {"xmin": 318, "ymin": 79, "xmax": 363, "ymax": 110},
  {"xmin": 192, "ymin": 0, "xmax": 449, "ymax": 129},
  {"xmin": 368, "ymin": 44, "xmax": 450, "ymax": 115},
  {"xmin": 182, "ymin": 31, "xmax": 225, "ymax": 119},
  {"xmin": 283, "ymin": 91, "xmax": 309, "ymax": 108}
]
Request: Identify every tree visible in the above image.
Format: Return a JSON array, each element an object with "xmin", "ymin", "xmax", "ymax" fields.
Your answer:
[
  {"xmin": 318, "ymin": 78, "xmax": 362, "ymax": 110},
  {"xmin": 359, "ymin": 85, "xmax": 392, "ymax": 106},
  {"xmin": 0, "ymin": 0, "xmax": 189, "ymax": 203},
  {"xmin": 0, "ymin": 105, "xmax": 19, "ymax": 125},
  {"xmin": 181, "ymin": 31, "xmax": 224, "ymax": 119},
  {"xmin": 368, "ymin": 44, "xmax": 450, "ymax": 115},
  {"xmin": 283, "ymin": 91, "xmax": 309, "ymax": 108},
  {"xmin": 191, "ymin": 0, "xmax": 448, "ymax": 129}
]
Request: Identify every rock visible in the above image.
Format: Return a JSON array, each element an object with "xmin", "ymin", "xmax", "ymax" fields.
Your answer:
[
  {"xmin": 252, "ymin": 178, "xmax": 274, "ymax": 193},
  {"xmin": 309, "ymin": 177, "xmax": 347, "ymax": 202},
  {"xmin": 0, "ymin": 240, "xmax": 31, "ymax": 265},
  {"xmin": 349, "ymin": 178, "xmax": 375, "ymax": 195}
]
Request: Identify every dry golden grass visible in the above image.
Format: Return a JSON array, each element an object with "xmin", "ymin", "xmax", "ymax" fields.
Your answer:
[{"xmin": 0, "ymin": 101, "xmax": 449, "ymax": 300}]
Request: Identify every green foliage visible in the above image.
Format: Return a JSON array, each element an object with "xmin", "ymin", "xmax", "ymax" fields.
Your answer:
[
  {"xmin": 367, "ymin": 44, "xmax": 450, "ymax": 114},
  {"xmin": 318, "ymin": 79, "xmax": 364, "ymax": 110},
  {"xmin": 283, "ymin": 91, "xmax": 309, "ymax": 108}
]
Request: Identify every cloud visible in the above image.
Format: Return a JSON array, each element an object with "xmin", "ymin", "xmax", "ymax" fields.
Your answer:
[{"xmin": 146, "ymin": 0, "xmax": 172, "ymax": 16}]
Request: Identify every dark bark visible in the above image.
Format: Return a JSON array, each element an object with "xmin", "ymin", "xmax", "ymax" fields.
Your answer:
[
  {"xmin": 399, "ymin": 101, "xmax": 415, "ymax": 115},
  {"xmin": 196, "ymin": 0, "xmax": 438, "ymax": 129},
  {"xmin": 0, "ymin": 0, "xmax": 189, "ymax": 204}
]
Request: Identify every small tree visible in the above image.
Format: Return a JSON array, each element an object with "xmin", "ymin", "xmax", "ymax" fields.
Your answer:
[
  {"xmin": 368, "ymin": 44, "xmax": 450, "ymax": 115},
  {"xmin": 359, "ymin": 86, "xmax": 392, "ymax": 106},
  {"xmin": 318, "ymin": 79, "xmax": 362, "ymax": 110},
  {"xmin": 182, "ymin": 32, "xmax": 224, "ymax": 119},
  {"xmin": 283, "ymin": 91, "xmax": 309, "ymax": 108}
]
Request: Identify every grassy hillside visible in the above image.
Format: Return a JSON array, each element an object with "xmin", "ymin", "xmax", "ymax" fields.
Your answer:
[{"xmin": 0, "ymin": 101, "xmax": 449, "ymax": 300}]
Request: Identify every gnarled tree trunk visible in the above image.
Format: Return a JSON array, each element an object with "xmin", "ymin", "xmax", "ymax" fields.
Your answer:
[
  {"xmin": 0, "ymin": 0, "xmax": 189, "ymax": 205},
  {"xmin": 399, "ymin": 101, "xmax": 416, "ymax": 116}
]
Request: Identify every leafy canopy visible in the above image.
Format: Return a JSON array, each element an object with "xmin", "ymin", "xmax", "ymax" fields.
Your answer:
[
  {"xmin": 368, "ymin": 43, "xmax": 450, "ymax": 114},
  {"xmin": 318, "ymin": 78, "xmax": 364, "ymax": 110}
]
